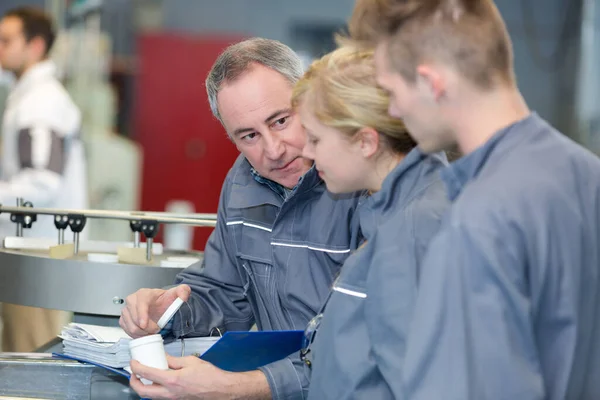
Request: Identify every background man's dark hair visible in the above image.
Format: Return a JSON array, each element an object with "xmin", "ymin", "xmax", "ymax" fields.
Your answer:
[{"xmin": 4, "ymin": 6, "xmax": 56, "ymax": 56}]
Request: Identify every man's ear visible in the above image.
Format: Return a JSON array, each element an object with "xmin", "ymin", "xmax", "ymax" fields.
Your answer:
[
  {"xmin": 416, "ymin": 64, "xmax": 446, "ymax": 102},
  {"xmin": 27, "ymin": 36, "xmax": 48, "ymax": 61},
  {"xmin": 355, "ymin": 127, "xmax": 380, "ymax": 158}
]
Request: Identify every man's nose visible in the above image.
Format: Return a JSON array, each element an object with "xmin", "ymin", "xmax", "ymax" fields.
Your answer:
[{"xmin": 264, "ymin": 133, "xmax": 285, "ymax": 160}]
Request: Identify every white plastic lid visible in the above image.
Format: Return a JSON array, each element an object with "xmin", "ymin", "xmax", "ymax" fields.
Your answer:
[
  {"xmin": 129, "ymin": 333, "xmax": 163, "ymax": 350},
  {"xmin": 87, "ymin": 253, "xmax": 119, "ymax": 263},
  {"xmin": 167, "ymin": 256, "xmax": 200, "ymax": 264},
  {"xmin": 160, "ymin": 260, "xmax": 187, "ymax": 269},
  {"xmin": 157, "ymin": 297, "xmax": 184, "ymax": 329}
]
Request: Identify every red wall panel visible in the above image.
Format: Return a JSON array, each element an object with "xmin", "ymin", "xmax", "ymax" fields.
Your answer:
[{"xmin": 134, "ymin": 33, "xmax": 243, "ymax": 250}]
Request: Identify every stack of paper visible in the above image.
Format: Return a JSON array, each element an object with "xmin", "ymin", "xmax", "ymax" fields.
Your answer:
[
  {"xmin": 59, "ymin": 323, "xmax": 132, "ymax": 368},
  {"xmin": 59, "ymin": 323, "xmax": 220, "ymax": 369}
]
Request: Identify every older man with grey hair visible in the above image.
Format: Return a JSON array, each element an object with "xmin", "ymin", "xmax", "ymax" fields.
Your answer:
[{"xmin": 120, "ymin": 38, "xmax": 361, "ymax": 399}]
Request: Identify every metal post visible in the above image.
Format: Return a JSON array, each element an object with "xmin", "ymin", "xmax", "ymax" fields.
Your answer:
[
  {"xmin": 146, "ymin": 238, "xmax": 153, "ymax": 261},
  {"xmin": 134, "ymin": 231, "xmax": 141, "ymax": 248},
  {"xmin": 0, "ymin": 205, "xmax": 217, "ymax": 226},
  {"xmin": 55, "ymin": 215, "xmax": 69, "ymax": 245},
  {"xmin": 140, "ymin": 220, "xmax": 158, "ymax": 262},
  {"xmin": 15, "ymin": 198, "xmax": 23, "ymax": 237},
  {"xmin": 74, "ymin": 232, "xmax": 80, "ymax": 255},
  {"xmin": 68, "ymin": 214, "xmax": 87, "ymax": 256}
]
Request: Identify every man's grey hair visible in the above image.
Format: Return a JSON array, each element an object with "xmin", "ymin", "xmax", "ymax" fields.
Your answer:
[{"xmin": 206, "ymin": 38, "xmax": 305, "ymax": 124}]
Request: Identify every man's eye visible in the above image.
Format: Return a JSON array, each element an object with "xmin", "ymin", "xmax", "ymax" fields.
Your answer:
[
  {"xmin": 242, "ymin": 132, "xmax": 257, "ymax": 141},
  {"xmin": 272, "ymin": 117, "xmax": 289, "ymax": 128}
]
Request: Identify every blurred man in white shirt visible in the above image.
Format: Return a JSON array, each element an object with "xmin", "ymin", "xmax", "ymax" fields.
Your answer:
[{"xmin": 0, "ymin": 6, "xmax": 87, "ymax": 352}]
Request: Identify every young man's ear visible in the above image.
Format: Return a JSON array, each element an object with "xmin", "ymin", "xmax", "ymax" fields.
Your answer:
[
  {"xmin": 28, "ymin": 36, "xmax": 48, "ymax": 60},
  {"xmin": 356, "ymin": 127, "xmax": 380, "ymax": 158},
  {"xmin": 416, "ymin": 64, "xmax": 446, "ymax": 102}
]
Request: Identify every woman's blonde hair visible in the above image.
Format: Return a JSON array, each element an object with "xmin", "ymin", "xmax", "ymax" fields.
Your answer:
[{"xmin": 291, "ymin": 46, "xmax": 416, "ymax": 154}]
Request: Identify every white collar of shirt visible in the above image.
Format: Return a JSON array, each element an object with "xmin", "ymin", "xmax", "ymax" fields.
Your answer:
[
  {"xmin": 0, "ymin": 66, "xmax": 15, "ymax": 88},
  {"xmin": 7, "ymin": 59, "xmax": 57, "ymax": 104}
]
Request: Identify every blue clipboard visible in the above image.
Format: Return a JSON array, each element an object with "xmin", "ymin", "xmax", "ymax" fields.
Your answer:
[
  {"xmin": 53, "ymin": 329, "xmax": 303, "ymax": 375},
  {"xmin": 201, "ymin": 330, "xmax": 304, "ymax": 372},
  {"xmin": 52, "ymin": 352, "xmax": 132, "ymax": 378}
]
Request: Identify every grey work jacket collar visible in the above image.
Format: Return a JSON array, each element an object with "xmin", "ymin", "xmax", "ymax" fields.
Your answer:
[
  {"xmin": 228, "ymin": 157, "xmax": 320, "ymax": 209},
  {"xmin": 360, "ymin": 147, "xmax": 447, "ymax": 239},
  {"xmin": 441, "ymin": 112, "xmax": 538, "ymax": 201}
]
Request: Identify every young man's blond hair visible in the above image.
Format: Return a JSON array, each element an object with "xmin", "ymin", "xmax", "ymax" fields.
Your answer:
[{"xmin": 348, "ymin": 0, "xmax": 515, "ymax": 90}]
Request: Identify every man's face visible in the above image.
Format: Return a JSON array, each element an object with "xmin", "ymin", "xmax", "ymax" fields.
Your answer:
[
  {"xmin": 217, "ymin": 63, "xmax": 312, "ymax": 189},
  {"xmin": 0, "ymin": 17, "xmax": 29, "ymax": 76},
  {"xmin": 374, "ymin": 41, "xmax": 455, "ymax": 153}
]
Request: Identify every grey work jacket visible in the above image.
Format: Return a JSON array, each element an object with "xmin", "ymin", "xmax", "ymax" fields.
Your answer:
[
  {"xmin": 172, "ymin": 154, "xmax": 361, "ymax": 399},
  {"xmin": 307, "ymin": 149, "xmax": 450, "ymax": 399},
  {"xmin": 403, "ymin": 113, "xmax": 600, "ymax": 400}
]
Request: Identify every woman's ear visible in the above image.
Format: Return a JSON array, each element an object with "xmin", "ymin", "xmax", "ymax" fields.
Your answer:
[{"xmin": 355, "ymin": 127, "xmax": 380, "ymax": 158}]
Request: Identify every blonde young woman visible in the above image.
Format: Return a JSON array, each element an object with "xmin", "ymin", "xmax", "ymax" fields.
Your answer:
[{"xmin": 292, "ymin": 46, "xmax": 449, "ymax": 399}]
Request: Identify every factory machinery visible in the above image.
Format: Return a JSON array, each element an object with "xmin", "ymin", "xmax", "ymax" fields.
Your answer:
[{"xmin": 0, "ymin": 200, "xmax": 217, "ymax": 399}]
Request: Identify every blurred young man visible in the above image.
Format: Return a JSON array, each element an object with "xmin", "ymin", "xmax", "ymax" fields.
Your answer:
[
  {"xmin": 0, "ymin": 7, "xmax": 87, "ymax": 352},
  {"xmin": 349, "ymin": 0, "xmax": 600, "ymax": 399}
]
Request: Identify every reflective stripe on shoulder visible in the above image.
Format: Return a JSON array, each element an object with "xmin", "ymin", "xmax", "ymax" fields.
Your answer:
[
  {"xmin": 333, "ymin": 286, "xmax": 367, "ymax": 298},
  {"xmin": 225, "ymin": 220, "xmax": 272, "ymax": 232},
  {"xmin": 270, "ymin": 242, "xmax": 351, "ymax": 254}
]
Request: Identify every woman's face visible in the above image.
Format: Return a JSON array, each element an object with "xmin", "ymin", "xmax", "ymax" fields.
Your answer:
[{"xmin": 299, "ymin": 102, "xmax": 369, "ymax": 194}]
